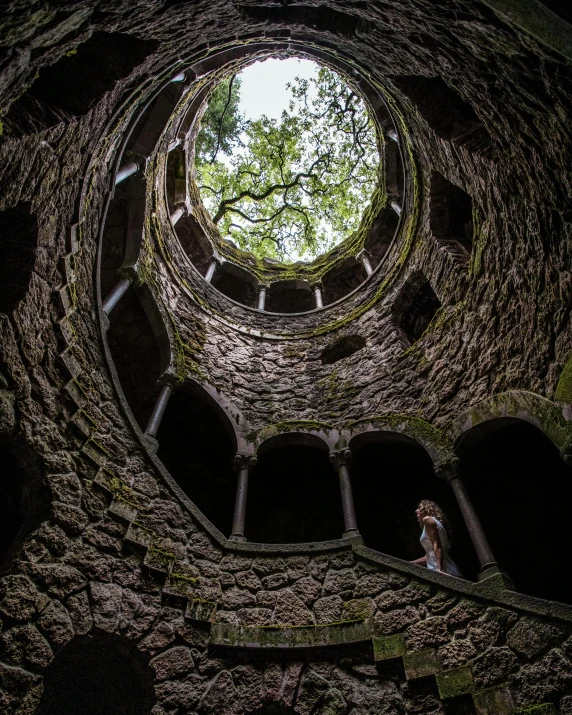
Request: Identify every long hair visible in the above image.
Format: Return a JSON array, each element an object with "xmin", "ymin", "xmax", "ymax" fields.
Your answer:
[{"xmin": 418, "ymin": 499, "xmax": 453, "ymax": 539}]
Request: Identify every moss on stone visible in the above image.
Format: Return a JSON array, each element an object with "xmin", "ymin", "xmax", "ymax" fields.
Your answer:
[
  {"xmin": 555, "ymin": 353, "xmax": 572, "ymax": 402},
  {"xmin": 372, "ymin": 633, "xmax": 407, "ymax": 661},
  {"xmin": 436, "ymin": 665, "xmax": 474, "ymax": 699}
]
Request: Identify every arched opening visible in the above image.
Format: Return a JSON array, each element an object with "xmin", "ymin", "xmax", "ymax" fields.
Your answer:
[
  {"xmin": 392, "ymin": 272, "xmax": 441, "ymax": 345},
  {"xmin": 322, "ymin": 258, "xmax": 367, "ymax": 305},
  {"xmin": 156, "ymin": 384, "xmax": 237, "ymax": 536},
  {"xmin": 3, "ymin": 32, "xmax": 159, "ymax": 136},
  {"xmin": 385, "ymin": 139, "xmax": 404, "ymax": 201},
  {"xmin": 247, "ymin": 435, "xmax": 344, "ymax": 543},
  {"xmin": 349, "ymin": 432, "xmax": 477, "ymax": 578},
  {"xmin": 321, "ymin": 335, "xmax": 366, "ymax": 365},
  {"xmin": 175, "ymin": 213, "xmax": 213, "ymax": 276},
  {"xmin": 455, "ymin": 418, "xmax": 572, "ymax": 603},
  {"xmin": 36, "ymin": 633, "xmax": 155, "ymax": 715},
  {"xmin": 166, "ymin": 146, "xmax": 187, "ymax": 214},
  {"xmin": 106, "ymin": 286, "xmax": 170, "ymax": 430},
  {"xmin": 364, "ymin": 207, "xmax": 399, "ymax": 267},
  {"xmin": 266, "ymin": 280, "xmax": 314, "ymax": 314},
  {"xmin": 430, "ymin": 172, "xmax": 473, "ymax": 259},
  {"xmin": 0, "ymin": 438, "xmax": 50, "ymax": 572},
  {"xmin": 0, "ymin": 203, "xmax": 37, "ymax": 315},
  {"xmin": 211, "ymin": 262, "xmax": 258, "ymax": 307}
]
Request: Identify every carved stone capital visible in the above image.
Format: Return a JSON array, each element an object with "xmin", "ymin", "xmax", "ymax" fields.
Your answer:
[
  {"xmin": 330, "ymin": 449, "xmax": 352, "ymax": 469},
  {"xmin": 118, "ymin": 263, "xmax": 141, "ymax": 287},
  {"xmin": 435, "ymin": 456, "xmax": 461, "ymax": 483},
  {"xmin": 233, "ymin": 453, "xmax": 257, "ymax": 472}
]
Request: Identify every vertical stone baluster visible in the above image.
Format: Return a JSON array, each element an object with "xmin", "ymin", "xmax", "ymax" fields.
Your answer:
[
  {"xmin": 144, "ymin": 384, "xmax": 173, "ymax": 439},
  {"xmin": 102, "ymin": 276, "xmax": 132, "ymax": 315},
  {"xmin": 330, "ymin": 449, "xmax": 360, "ymax": 537},
  {"xmin": 357, "ymin": 250, "xmax": 373, "ymax": 276},
  {"xmin": 437, "ymin": 457, "xmax": 509, "ymax": 582},
  {"xmin": 313, "ymin": 283, "xmax": 324, "ymax": 309},
  {"xmin": 391, "ymin": 200, "xmax": 402, "ymax": 216},
  {"xmin": 230, "ymin": 454, "xmax": 257, "ymax": 542},
  {"xmin": 205, "ymin": 258, "xmax": 219, "ymax": 283},
  {"xmin": 257, "ymin": 285, "xmax": 267, "ymax": 311},
  {"xmin": 115, "ymin": 161, "xmax": 140, "ymax": 186}
]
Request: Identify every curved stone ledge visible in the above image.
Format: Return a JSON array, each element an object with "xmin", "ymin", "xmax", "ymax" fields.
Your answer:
[{"xmin": 210, "ymin": 618, "xmax": 373, "ymax": 649}]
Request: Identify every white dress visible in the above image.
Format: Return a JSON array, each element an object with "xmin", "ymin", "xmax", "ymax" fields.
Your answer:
[{"xmin": 420, "ymin": 517, "xmax": 463, "ymax": 577}]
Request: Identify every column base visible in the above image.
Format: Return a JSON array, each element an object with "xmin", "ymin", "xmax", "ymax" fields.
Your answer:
[
  {"xmin": 343, "ymin": 528, "xmax": 361, "ymax": 538},
  {"xmin": 478, "ymin": 564, "xmax": 514, "ymax": 590},
  {"xmin": 229, "ymin": 534, "xmax": 247, "ymax": 543}
]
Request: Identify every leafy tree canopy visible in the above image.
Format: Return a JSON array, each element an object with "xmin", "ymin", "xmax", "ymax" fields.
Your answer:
[{"xmin": 194, "ymin": 65, "xmax": 379, "ymax": 262}]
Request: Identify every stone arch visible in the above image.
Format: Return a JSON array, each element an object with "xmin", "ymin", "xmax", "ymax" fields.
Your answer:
[
  {"xmin": 36, "ymin": 632, "xmax": 155, "ymax": 715},
  {"xmin": 106, "ymin": 283, "xmax": 172, "ymax": 430},
  {"xmin": 248, "ymin": 432, "xmax": 344, "ymax": 543},
  {"xmin": 343, "ymin": 415, "xmax": 452, "ymax": 464},
  {"xmin": 454, "ymin": 415, "xmax": 572, "ymax": 602},
  {"xmin": 156, "ymin": 379, "xmax": 242, "ymax": 537},
  {"xmin": 347, "ymin": 429, "xmax": 475, "ymax": 573},
  {"xmin": 451, "ymin": 390, "xmax": 572, "ymax": 456},
  {"xmin": 211, "ymin": 261, "xmax": 259, "ymax": 308}
]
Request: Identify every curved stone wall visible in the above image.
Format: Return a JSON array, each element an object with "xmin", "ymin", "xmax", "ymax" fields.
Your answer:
[{"xmin": 1, "ymin": 2, "xmax": 572, "ymax": 714}]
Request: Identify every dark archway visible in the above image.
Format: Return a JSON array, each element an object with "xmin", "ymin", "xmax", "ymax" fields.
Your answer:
[
  {"xmin": 36, "ymin": 633, "xmax": 155, "ymax": 715},
  {"xmin": 349, "ymin": 432, "xmax": 477, "ymax": 578},
  {"xmin": 248, "ymin": 435, "xmax": 344, "ymax": 543},
  {"xmin": 156, "ymin": 384, "xmax": 237, "ymax": 536},
  {"xmin": 364, "ymin": 207, "xmax": 399, "ymax": 267},
  {"xmin": 175, "ymin": 213, "xmax": 213, "ymax": 276},
  {"xmin": 322, "ymin": 258, "xmax": 367, "ymax": 305},
  {"xmin": 0, "ymin": 438, "xmax": 49, "ymax": 572},
  {"xmin": 455, "ymin": 418, "xmax": 572, "ymax": 603},
  {"xmin": 266, "ymin": 280, "xmax": 314, "ymax": 314},
  {"xmin": 106, "ymin": 286, "xmax": 170, "ymax": 430},
  {"xmin": 212, "ymin": 262, "xmax": 258, "ymax": 307}
]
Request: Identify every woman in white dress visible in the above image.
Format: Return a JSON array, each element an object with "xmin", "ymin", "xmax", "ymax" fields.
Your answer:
[{"xmin": 411, "ymin": 500, "xmax": 463, "ymax": 577}]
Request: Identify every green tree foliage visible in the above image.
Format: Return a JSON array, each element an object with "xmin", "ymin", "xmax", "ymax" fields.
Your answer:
[
  {"xmin": 195, "ymin": 66, "xmax": 379, "ymax": 261},
  {"xmin": 194, "ymin": 75, "xmax": 244, "ymax": 161}
]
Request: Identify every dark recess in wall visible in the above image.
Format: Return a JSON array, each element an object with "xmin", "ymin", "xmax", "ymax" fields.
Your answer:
[
  {"xmin": 212, "ymin": 262, "xmax": 258, "ymax": 307},
  {"xmin": 0, "ymin": 439, "xmax": 49, "ymax": 573},
  {"xmin": 106, "ymin": 287, "xmax": 166, "ymax": 430},
  {"xmin": 538, "ymin": 0, "xmax": 572, "ymax": 24},
  {"xmin": 322, "ymin": 258, "xmax": 367, "ymax": 305},
  {"xmin": 392, "ymin": 272, "xmax": 441, "ymax": 345},
  {"xmin": 0, "ymin": 203, "xmax": 37, "ymax": 315},
  {"xmin": 456, "ymin": 418, "xmax": 572, "ymax": 604},
  {"xmin": 266, "ymin": 280, "xmax": 314, "ymax": 313},
  {"xmin": 247, "ymin": 443, "xmax": 344, "ymax": 543},
  {"xmin": 430, "ymin": 171, "xmax": 473, "ymax": 259},
  {"xmin": 157, "ymin": 387, "xmax": 236, "ymax": 536},
  {"xmin": 392, "ymin": 75, "xmax": 492, "ymax": 153},
  {"xmin": 321, "ymin": 335, "xmax": 366, "ymax": 364},
  {"xmin": 3, "ymin": 32, "xmax": 158, "ymax": 135},
  {"xmin": 36, "ymin": 633, "xmax": 155, "ymax": 715},
  {"xmin": 364, "ymin": 207, "xmax": 399, "ymax": 267}
]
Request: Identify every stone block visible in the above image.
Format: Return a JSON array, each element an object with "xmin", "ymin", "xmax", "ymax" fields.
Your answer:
[
  {"xmin": 372, "ymin": 633, "xmax": 407, "ymax": 661},
  {"xmin": 436, "ymin": 665, "xmax": 475, "ymax": 699},
  {"xmin": 403, "ymin": 648, "xmax": 439, "ymax": 680},
  {"xmin": 472, "ymin": 684, "xmax": 515, "ymax": 714},
  {"xmin": 186, "ymin": 598, "xmax": 217, "ymax": 622},
  {"xmin": 512, "ymin": 706, "xmax": 556, "ymax": 714}
]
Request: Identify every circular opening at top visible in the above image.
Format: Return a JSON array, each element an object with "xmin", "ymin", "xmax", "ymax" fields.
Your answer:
[{"xmin": 193, "ymin": 56, "xmax": 381, "ymax": 263}]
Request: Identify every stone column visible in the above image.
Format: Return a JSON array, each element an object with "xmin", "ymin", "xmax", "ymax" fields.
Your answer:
[
  {"xmin": 313, "ymin": 283, "xmax": 324, "ymax": 309},
  {"xmin": 387, "ymin": 128, "xmax": 399, "ymax": 142},
  {"xmin": 357, "ymin": 250, "xmax": 373, "ymax": 276},
  {"xmin": 205, "ymin": 258, "xmax": 219, "ymax": 283},
  {"xmin": 437, "ymin": 457, "xmax": 505, "ymax": 580},
  {"xmin": 391, "ymin": 200, "xmax": 402, "ymax": 216},
  {"xmin": 330, "ymin": 449, "xmax": 360, "ymax": 537},
  {"xmin": 171, "ymin": 71, "xmax": 186, "ymax": 83},
  {"xmin": 257, "ymin": 285, "xmax": 267, "ymax": 311},
  {"xmin": 144, "ymin": 384, "xmax": 173, "ymax": 439},
  {"xmin": 115, "ymin": 161, "xmax": 140, "ymax": 186},
  {"xmin": 230, "ymin": 454, "xmax": 257, "ymax": 542},
  {"xmin": 170, "ymin": 205, "xmax": 185, "ymax": 225},
  {"xmin": 102, "ymin": 276, "xmax": 132, "ymax": 315}
]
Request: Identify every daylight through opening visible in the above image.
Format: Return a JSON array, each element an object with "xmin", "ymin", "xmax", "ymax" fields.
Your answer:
[{"xmin": 192, "ymin": 57, "xmax": 381, "ymax": 263}]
